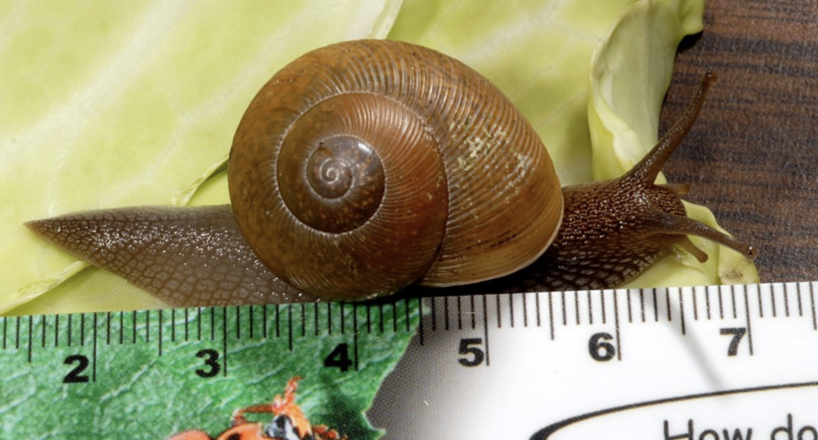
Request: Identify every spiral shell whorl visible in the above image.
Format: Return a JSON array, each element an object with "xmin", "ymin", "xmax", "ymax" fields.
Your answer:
[
  {"xmin": 305, "ymin": 138, "xmax": 377, "ymax": 200},
  {"xmin": 277, "ymin": 100, "xmax": 390, "ymax": 233},
  {"xmin": 229, "ymin": 40, "xmax": 562, "ymax": 300},
  {"xmin": 231, "ymin": 91, "xmax": 449, "ymax": 300}
]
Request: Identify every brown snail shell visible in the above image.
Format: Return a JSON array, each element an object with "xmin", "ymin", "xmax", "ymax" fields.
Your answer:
[{"xmin": 228, "ymin": 40, "xmax": 562, "ymax": 301}]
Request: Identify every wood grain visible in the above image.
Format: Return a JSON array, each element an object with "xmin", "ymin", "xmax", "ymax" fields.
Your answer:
[{"xmin": 660, "ymin": 0, "xmax": 818, "ymax": 283}]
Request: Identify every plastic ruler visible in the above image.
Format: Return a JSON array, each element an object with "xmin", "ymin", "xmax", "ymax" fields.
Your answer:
[{"xmin": 3, "ymin": 282, "xmax": 818, "ymax": 439}]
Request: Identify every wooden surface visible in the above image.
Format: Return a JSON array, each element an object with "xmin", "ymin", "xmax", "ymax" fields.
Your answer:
[{"xmin": 660, "ymin": 0, "xmax": 818, "ymax": 284}]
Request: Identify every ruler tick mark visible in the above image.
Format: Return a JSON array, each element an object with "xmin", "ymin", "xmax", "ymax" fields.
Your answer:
[
  {"xmin": 119, "ymin": 312, "xmax": 124, "ymax": 345},
  {"xmin": 235, "ymin": 306, "xmax": 241, "ymax": 340},
  {"xmin": 482, "ymin": 295, "xmax": 490, "ymax": 366},
  {"xmin": 640, "ymin": 289, "xmax": 646, "ymax": 323},
  {"xmin": 392, "ymin": 302, "xmax": 398, "ymax": 333},
  {"xmin": 692, "ymin": 287, "xmax": 699, "ymax": 321},
  {"xmin": 327, "ymin": 302, "xmax": 332, "ymax": 336},
  {"xmin": 366, "ymin": 304, "xmax": 372, "ymax": 334},
  {"xmin": 68, "ymin": 314, "xmax": 73, "ymax": 347},
  {"xmin": 222, "ymin": 307, "xmax": 228, "ymax": 377},
  {"xmin": 784, "ymin": 286, "xmax": 791, "ymax": 317},
  {"xmin": 548, "ymin": 292, "xmax": 555, "ymax": 341},
  {"xmin": 496, "ymin": 295, "xmax": 502, "ymax": 329},
  {"xmin": 430, "ymin": 298, "xmax": 437, "ymax": 331},
  {"xmin": 444, "ymin": 297, "xmax": 450, "ymax": 331},
  {"xmin": 811, "ymin": 282, "xmax": 817, "ymax": 330},
  {"xmin": 601, "ymin": 291, "xmax": 607, "ymax": 325},
  {"xmin": 613, "ymin": 290, "xmax": 622, "ymax": 361},
  {"xmin": 771, "ymin": 286, "xmax": 778, "ymax": 318},
  {"xmin": 353, "ymin": 304, "xmax": 360, "ymax": 371},
  {"xmin": 249, "ymin": 306, "xmax": 255, "ymax": 339},
  {"xmin": 535, "ymin": 293, "xmax": 541, "ymax": 328},
  {"xmin": 731, "ymin": 285, "xmax": 738, "ymax": 320},
  {"xmin": 92, "ymin": 313, "xmax": 98, "ymax": 381},
  {"xmin": 171, "ymin": 309, "xmax": 176, "ymax": 343},
  {"xmin": 678, "ymin": 289, "xmax": 686, "ymax": 336},
  {"xmin": 797, "ymin": 284, "xmax": 804, "ymax": 317},
  {"xmin": 457, "ymin": 296, "xmax": 463, "ymax": 330},
  {"xmin": 128, "ymin": 310, "xmax": 137, "ymax": 344},
  {"xmin": 587, "ymin": 291, "xmax": 593, "ymax": 325},
  {"xmin": 194, "ymin": 308, "xmax": 201, "ymax": 342},
  {"xmin": 158, "ymin": 310, "xmax": 163, "ymax": 356},
  {"xmin": 507, "ymin": 294, "xmax": 516, "ymax": 328},
  {"xmin": 743, "ymin": 287, "xmax": 755, "ymax": 356},
  {"xmin": 534, "ymin": 293, "xmax": 541, "ymax": 328},
  {"xmin": 27, "ymin": 315, "xmax": 33, "ymax": 362},
  {"xmin": 522, "ymin": 293, "xmax": 529, "ymax": 328},
  {"xmin": 276, "ymin": 304, "xmax": 281, "ymax": 338},
  {"xmin": 81, "ymin": 314, "xmax": 87, "ymax": 346},
  {"xmin": 665, "ymin": 289, "xmax": 672, "ymax": 322},
  {"xmin": 653, "ymin": 290, "xmax": 659, "ymax": 322},
  {"xmin": 302, "ymin": 304, "xmax": 308, "ymax": 337},
  {"xmin": 316, "ymin": 303, "xmax": 321, "ymax": 336},
  {"xmin": 626, "ymin": 290, "xmax": 633, "ymax": 324}
]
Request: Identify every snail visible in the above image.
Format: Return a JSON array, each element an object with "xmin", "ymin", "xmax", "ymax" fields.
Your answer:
[{"xmin": 25, "ymin": 40, "xmax": 757, "ymax": 306}]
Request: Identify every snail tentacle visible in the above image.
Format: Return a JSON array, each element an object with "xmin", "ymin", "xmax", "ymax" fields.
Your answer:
[
  {"xmin": 625, "ymin": 71, "xmax": 717, "ymax": 184},
  {"xmin": 641, "ymin": 206, "xmax": 758, "ymax": 261},
  {"xmin": 623, "ymin": 71, "xmax": 756, "ymax": 260}
]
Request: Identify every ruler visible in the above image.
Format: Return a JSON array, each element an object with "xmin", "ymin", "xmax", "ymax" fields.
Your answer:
[{"xmin": 3, "ymin": 282, "xmax": 818, "ymax": 440}]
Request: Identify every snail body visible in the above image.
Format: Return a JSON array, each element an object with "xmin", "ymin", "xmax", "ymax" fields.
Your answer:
[{"xmin": 26, "ymin": 40, "xmax": 756, "ymax": 306}]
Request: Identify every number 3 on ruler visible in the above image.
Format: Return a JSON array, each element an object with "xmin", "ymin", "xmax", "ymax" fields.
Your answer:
[{"xmin": 195, "ymin": 349, "xmax": 221, "ymax": 378}]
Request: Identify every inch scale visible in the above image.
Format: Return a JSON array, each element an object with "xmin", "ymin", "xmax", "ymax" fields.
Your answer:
[{"xmin": 3, "ymin": 282, "xmax": 818, "ymax": 439}]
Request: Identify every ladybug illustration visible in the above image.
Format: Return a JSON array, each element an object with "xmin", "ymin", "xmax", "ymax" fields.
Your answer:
[{"xmin": 167, "ymin": 377, "xmax": 346, "ymax": 440}]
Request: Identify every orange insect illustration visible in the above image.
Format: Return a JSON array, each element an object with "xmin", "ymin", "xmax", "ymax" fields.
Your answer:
[{"xmin": 166, "ymin": 377, "xmax": 347, "ymax": 440}]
